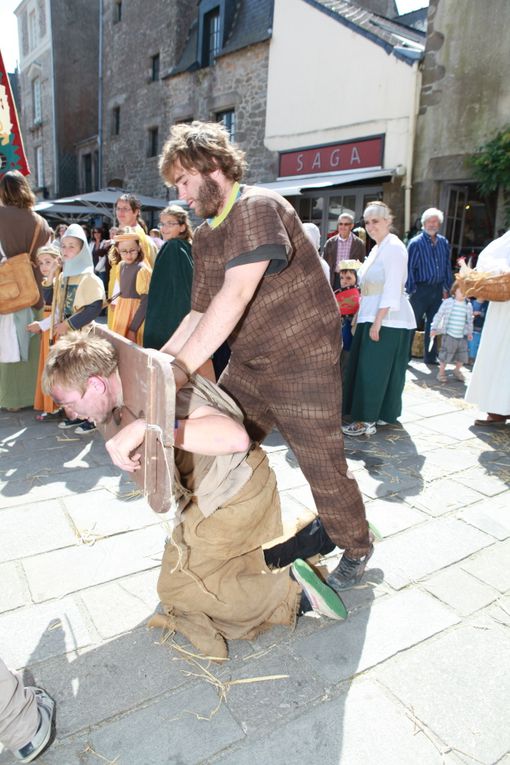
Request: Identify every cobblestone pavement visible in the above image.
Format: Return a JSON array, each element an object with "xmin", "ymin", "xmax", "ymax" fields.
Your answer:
[{"xmin": 1, "ymin": 361, "xmax": 509, "ymax": 765}]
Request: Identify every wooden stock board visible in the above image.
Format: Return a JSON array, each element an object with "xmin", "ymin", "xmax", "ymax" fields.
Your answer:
[{"xmin": 92, "ymin": 324, "xmax": 175, "ymax": 513}]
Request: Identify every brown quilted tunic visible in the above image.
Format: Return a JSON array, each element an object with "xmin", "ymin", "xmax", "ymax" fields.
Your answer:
[{"xmin": 190, "ymin": 185, "xmax": 370, "ymax": 558}]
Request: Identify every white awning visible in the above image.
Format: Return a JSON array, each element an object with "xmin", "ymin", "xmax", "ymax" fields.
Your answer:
[{"xmin": 255, "ymin": 167, "xmax": 394, "ymax": 196}]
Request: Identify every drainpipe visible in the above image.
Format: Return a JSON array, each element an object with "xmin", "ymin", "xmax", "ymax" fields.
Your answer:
[
  {"xmin": 404, "ymin": 61, "xmax": 422, "ymax": 237},
  {"xmin": 49, "ymin": 6, "xmax": 58, "ymax": 195},
  {"xmin": 97, "ymin": 0, "xmax": 103, "ymax": 189}
]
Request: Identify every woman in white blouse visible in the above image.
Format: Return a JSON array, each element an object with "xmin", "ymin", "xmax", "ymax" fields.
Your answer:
[{"xmin": 342, "ymin": 202, "xmax": 416, "ymax": 436}]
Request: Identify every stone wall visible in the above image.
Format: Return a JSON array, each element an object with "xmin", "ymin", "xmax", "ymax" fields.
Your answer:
[
  {"xmin": 17, "ymin": 46, "xmax": 55, "ymax": 196},
  {"xmin": 101, "ymin": 0, "xmax": 195, "ymax": 197},
  {"xmin": 163, "ymin": 41, "xmax": 277, "ymax": 191},
  {"xmin": 51, "ymin": 0, "xmax": 99, "ymax": 196},
  {"xmin": 412, "ymin": 0, "xmax": 510, "ymax": 218}
]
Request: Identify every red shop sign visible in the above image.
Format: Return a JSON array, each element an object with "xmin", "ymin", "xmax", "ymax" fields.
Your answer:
[{"xmin": 279, "ymin": 135, "xmax": 384, "ymax": 177}]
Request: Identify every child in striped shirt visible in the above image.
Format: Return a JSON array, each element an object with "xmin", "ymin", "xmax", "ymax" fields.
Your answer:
[{"xmin": 431, "ymin": 281, "xmax": 473, "ymax": 383}]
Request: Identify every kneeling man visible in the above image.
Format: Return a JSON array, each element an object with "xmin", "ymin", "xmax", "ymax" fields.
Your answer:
[{"xmin": 43, "ymin": 332, "xmax": 345, "ymax": 659}]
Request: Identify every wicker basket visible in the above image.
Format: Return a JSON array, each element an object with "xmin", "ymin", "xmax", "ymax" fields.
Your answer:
[{"xmin": 457, "ymin": 269, "xmax": 510, "ymax": 301}]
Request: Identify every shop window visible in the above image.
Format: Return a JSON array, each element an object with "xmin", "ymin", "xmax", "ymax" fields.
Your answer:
[
  {"xmin": 327, "ymin": 195, "xmax": 356, "ymax": 236},
  {"xmin": 444, "ymin": 184, "xmax": 496, "ymax": 266}
]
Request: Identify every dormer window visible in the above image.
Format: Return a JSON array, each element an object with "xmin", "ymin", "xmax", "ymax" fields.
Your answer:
[{"xmin": 203, "ymin": 7, "xmax": 221, "ymax": 66}]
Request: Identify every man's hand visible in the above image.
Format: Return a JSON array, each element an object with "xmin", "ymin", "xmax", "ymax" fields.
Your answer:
[
  {"xmin": 171, "ymin": 361, "xmax": 190, "ymax": 392},
  {"xmin": 105, "ymin": 418, "xmax": 146, "ymax": 472},
  {"xmin": 27, "ymin": 321, "xmax": 42, "ymax": 334},
  {"xmin": 126, "ymin": 329, "xmax": 137, "ymax": 342},
  {"xmin": 430, "ymin": 331, "xmax": 436, "ymax": 338},
  {"xmin": 54, "ymin": 321, "xmax": 69, "ymax": 337}
]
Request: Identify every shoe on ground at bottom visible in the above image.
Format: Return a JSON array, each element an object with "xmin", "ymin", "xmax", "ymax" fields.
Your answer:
[
  {"xmin": 74, "ymin": 421, "xmax": 96, "ymax": 434},
  {"xmin": 342, "ymin": 421, "xmax": 376, "ymax": 436},
  {"xmin": 291, "ymin": 559, "xmax": 348, "ymax": 620},
  {"xmin": 326, "ymin": 542, "xmax": 374, "ymax": 593},
  {"xmin": 13, "ymin": 687, "xmax": 55, "ymax": 763},
  {"xmin": 437, "ymin": 372, "xmax": 447, "ymax": 383}
]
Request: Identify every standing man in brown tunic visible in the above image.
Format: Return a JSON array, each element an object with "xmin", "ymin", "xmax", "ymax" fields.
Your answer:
[{"xmin": 159, "ymin": 121, "xmax": 373, "ymax": 591}]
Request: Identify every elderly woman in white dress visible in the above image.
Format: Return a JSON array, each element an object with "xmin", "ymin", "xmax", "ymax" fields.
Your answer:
[
  {"xmin": 465, "ymin": 230, "xmax": 510, "ymax": 425},
  {"xmin": 342, "ymin": 201, "xmax": 416, "ymax": 436}
]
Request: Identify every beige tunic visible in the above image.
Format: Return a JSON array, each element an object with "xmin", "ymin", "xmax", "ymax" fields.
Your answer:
[{"xmin": 153, "ymin": 378, "xmax": 300, "ymax": 659}]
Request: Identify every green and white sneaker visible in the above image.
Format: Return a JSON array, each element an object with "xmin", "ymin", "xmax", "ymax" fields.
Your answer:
[{"xmin": 291, "ymin": 558, "xmax": 348, "ymax": 620}]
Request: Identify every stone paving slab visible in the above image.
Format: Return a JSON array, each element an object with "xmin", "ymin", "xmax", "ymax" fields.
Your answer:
[
  {"xmin": 212, "ymin": 677, "xmax": 445, "ymax": 765},
  {"xmin": 223, "ymin": 646, "xmax": 325, "ymax": 734},
  {"xmin": 365, "ymin": 497, "xmax": 426, "ymax": 536},
  {"xmin": 0, "ymin": 596, "xmax": 94, "ymax": 669},
  {"xmin": 403, "ymin": 477, "xmax": 484, "ymax": 517},
  {"xmin": 0, "ymin": 560, "xmax": 31, "ymax": 612},
  {"xmin": 460, "ymin": 539, "xmax": 510, "ymax": 593},
  {"xmin": 78, "ymin": 569, "xmax": 160, "ymax": 639},
  {"xmin": 266, "ymin": 451, "xmax": 309, "ymax": 491},
  {"xmin": 23, "ymin": 525, "xmax": 165, "ymax": 601},
  {"xmin": 376, "ymin": 621, "xmax": 510, "ymax": 764},
  {"xmin": 25, "ymin": 628, "xmax": 189, "ymax": 739},
  {"xmin": 454, "ymin": 466, "xmax": 509, "ymax": 497},
  {"xmin": 372, "ymin": 517, "xmax": 494, "ymax": 589},
  {"xmin": 291, "ymin": 589, "xmax": 459, "ymax": 684},
  {"xmin": 422, "ymin": 566, "xmax": 500, "ymax": 617},
  {"xmin": 0, "ymin": 466, "xmax": 125, "ymax": 509},
  {"xmin": 457, "ymin": 497, "xmax": 510, "ymax": 540},
  {"xmin": 0, "ymin": 499, "xmax": 76, "ymax": 563},
  {"xmin": 13, "ymin": 682, "xmax": 245, "ymax": 765},
  {"xmin": 415, "ymin": 412, "xmax": 480, "ymax": 442},
  {"xmin": 62, "ymin": 488, "xmax": 164, "ymax": 538}
]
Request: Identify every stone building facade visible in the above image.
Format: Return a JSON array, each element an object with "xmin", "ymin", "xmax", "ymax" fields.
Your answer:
[
  {"xmin": 412, "ymin": 0, "xmax": 510, "ymax": 257},
  {"xmin": 101, "ymin": 0, "xmax": 276, "ymax": 198},
  {"xmin": 15, "ymin": 0, "xmax": 99, "ymax": 198}
]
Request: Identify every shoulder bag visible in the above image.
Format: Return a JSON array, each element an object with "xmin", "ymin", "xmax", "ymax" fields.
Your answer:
[{"xmin": 0, "ymin": 219, "xmax": 42, "ymax": 314}]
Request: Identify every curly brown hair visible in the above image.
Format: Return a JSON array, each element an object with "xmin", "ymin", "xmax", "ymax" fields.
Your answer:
[{"xmin": 159, "ymin": 121, "xmax": 246, "ymax": 185}]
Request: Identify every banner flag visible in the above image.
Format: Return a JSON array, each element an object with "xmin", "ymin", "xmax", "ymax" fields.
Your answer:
[{"xmin": 0, "ymin": 49, "xmax": 30, "ymax": 177}]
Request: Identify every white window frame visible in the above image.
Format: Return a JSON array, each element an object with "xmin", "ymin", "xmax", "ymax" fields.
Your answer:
[{"xmin": 33, "ymin": 77, "xmax": 42, "ymax": 124}]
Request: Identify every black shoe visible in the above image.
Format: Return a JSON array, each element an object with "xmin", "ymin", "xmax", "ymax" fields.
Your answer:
[
  {"xmin": 326, "ymin": 544, "xmax": 374, "ymax": 592},
  {"xmin": 57, "ymin": 417, "xmax": 83, "ymax": 429},
  {"xmin": 74, "ymin": 421, "xmax": 96, "ymax": 434}
]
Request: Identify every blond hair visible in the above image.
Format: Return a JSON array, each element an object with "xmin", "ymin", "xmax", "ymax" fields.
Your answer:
[
  {"xmin": 363, "ymin": 201, "xmax": 393, "ymax": 221},
  {"xmin": 160, "ymin": 205, "xmax": 193, "ymax": 242},
  {"xmin": 159, "ymin": 120, "xmax": 246, "ymax": 185},
  {"xmin": 111, "ymin": 226, "xmax": 143, "ymax": 263},
  {"xmin": 42, "ymin": 332, "xmax": 118, "ymax": 396},
  {"xmin": 35, "ymin": 244, "xmax": 61, "ymax": 262}
]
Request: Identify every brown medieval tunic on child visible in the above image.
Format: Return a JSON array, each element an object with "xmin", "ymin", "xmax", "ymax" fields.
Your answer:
[
  {"xmin": 190, "ymin": 185, "xmax": 369, "ymax": 559},
  {"xmin": 153, "ymin": 377, "xmax": 300, "ymax": 659}
]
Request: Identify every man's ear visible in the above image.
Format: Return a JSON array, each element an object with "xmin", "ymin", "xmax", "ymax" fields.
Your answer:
[
  {"xmin": 89, "ymin": 375, "xmax": 106, "ymax": 392},
  {"xmin": 209, "ymin": 165, "xmax": 222, "ymax": 182}
]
